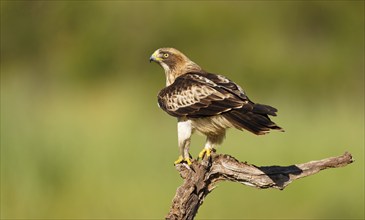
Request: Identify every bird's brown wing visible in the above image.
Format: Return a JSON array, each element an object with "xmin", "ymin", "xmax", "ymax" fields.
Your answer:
[
  {"xmin": 157, "ymin": 72, "xmax": 248, "ymax": 118},
  {"xmin": 204, "ymin": 72, "xmax": 278, "ymax": 116},
  {"xmin": 157, "ymin": 72, "xmax": 283, "ymax": 135}
]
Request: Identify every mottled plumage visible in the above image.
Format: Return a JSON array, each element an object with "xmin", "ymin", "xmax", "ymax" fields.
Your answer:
[{"xmin": 150, "ymin": 48, "xmax": 283, "ymax": 165}]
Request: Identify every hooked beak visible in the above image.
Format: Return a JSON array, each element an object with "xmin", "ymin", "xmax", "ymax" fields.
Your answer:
[{"xmin": 149, "ymin": 50, "xmax": 162, "ymax": 63}]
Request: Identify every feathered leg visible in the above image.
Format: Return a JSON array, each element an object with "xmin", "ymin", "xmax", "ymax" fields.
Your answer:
[
  {"xmin": 199, "ymin": 131, "xmax": 225, "ymax": 159},
  {"xmin": 175, "ymin": 119, "xmax": 192, "ymax": 165}
]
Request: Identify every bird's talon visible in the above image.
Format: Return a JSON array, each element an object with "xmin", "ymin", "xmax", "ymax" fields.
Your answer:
[
  {"xmin": 174, "ymin": 156, "xmax": 192, "ymax": 165},
  {"xmin": 198, "ymin": 148, "xmax": 212, "ymax": 159},
  {"xmin": 186, "ymin": 158, "xmax": 192, "ymax": 166},
  {"xmin": 174, "ymin": 156, "xmax": 184, "ymax": 165}
]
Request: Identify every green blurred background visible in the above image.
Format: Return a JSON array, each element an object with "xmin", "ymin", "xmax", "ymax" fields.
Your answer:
[{"xmin": 1, "ymin": 1, "xmax": 364, "ymax": 219}]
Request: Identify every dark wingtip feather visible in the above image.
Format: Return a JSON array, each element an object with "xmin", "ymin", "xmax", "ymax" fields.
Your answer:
[
  {"xmin": 224, "ymin": 108, "xmax": 283, "ymax": 135},
  {"xmin": 252, "ymin": 103, "xmax": 278, "ymax": 116}
]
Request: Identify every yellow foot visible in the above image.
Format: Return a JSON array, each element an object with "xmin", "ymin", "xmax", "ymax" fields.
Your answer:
[
  {"xmin": 198, "ymin": 148, "xmax": 212, "ymax": 159},
  {"xmin": 174, "ymin": 156, "xmax": 192, "ymax": 165}
]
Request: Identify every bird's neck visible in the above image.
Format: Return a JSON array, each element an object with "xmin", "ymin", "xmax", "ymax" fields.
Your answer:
[{"xmin": 164, "ymin": 61, "xmax": 202, "ymax": 86}]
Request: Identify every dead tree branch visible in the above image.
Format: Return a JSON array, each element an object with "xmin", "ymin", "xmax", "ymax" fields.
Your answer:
[{"xmin": 166, "ymin": 152, "xmax": 354, "ymax": 220}]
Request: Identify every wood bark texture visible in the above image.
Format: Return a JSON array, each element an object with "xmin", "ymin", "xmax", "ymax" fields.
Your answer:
[{"xmin": 165, "ymin": 152, "xmax": 354, "ymax": 220}]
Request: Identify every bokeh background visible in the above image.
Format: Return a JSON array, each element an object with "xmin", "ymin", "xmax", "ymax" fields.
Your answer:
[{"xmin": 1, "ymin": 1, "xmax": 364, "ymax": 219}]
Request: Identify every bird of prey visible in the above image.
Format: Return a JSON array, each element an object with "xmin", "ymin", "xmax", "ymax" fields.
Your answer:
[{"xmin": 150, "ymin": 47, "xmax": 283, "ymax": 165}]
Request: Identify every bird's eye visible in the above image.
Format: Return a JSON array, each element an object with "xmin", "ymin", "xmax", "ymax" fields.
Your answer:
[{"xmin": 163, "ymin": 53, "xmax": 169, "ymax": 58}]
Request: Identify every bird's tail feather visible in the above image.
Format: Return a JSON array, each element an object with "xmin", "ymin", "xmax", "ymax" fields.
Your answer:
[
  {"xmin": 224, "ymin": 103, "xmax": 284, "ymax": 135},
  {"xmin": 252, "ymin": 103, "xmax": 278, "ymax": 116}
]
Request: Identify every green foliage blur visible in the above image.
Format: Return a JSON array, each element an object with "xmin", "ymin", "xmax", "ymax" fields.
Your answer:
[{"xmin": 1, "ymin": 1, "xmax": 364, "ymax": 219}]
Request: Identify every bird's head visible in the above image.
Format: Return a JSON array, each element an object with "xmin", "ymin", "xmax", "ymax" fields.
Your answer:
[{"xmin": 150, "ymin": 48, "xmax": 202, "ymax": 86}]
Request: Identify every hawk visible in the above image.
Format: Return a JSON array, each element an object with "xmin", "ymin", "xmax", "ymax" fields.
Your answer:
[{"xmin": 150, "ymin": 48, "xmax": 283, "ymax": 165}]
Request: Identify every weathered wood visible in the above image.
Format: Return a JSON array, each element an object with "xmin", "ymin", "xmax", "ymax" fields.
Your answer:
[{"xmin": 166, "ymin": 152, "xmax": 354, "ymax": 220}]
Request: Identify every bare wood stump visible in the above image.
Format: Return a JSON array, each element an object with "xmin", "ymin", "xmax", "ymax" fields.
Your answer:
[{"xmin": 166, "ymin": 152, "xmax": 354, "ymax": 220}]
